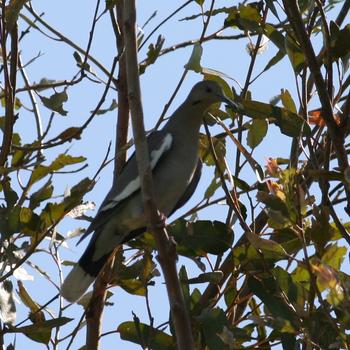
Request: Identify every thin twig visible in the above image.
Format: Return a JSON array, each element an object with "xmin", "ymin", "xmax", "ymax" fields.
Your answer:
[{"xmin": 283, "ymin": 1, "xmax": 350, "ymax": 213}]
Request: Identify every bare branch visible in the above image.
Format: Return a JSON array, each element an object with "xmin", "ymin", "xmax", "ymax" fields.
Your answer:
[{"xmin": 123, "ymin": 1, "xmax": 195, "ymax": 349}]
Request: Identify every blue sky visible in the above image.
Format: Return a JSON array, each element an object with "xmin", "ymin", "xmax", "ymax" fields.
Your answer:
[{"xmin": 7, "ymin": 1, "xmax": 341, "ymax": 349}]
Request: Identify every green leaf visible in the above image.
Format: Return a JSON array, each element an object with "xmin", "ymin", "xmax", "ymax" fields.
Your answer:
[
  {"xmin": 179, "ymin": 265, "xmax": 191, "ymax": 311},
  {"xmin": 198, "ymin": 308, "xmax": 227, "ymax": 350},
  {"xmin": 40, "ymin": 203, "xmax": 65, "ymax": 227},
  {"xmin": 186, "ymin": 271, "xmax": 224, "ymax": 284},
  {"xmin": 330, "ymin": 23, "xmax": 350, "ymax": 59},
  {"xmin": 17, "ymin": 281, "xmax": 41, "ymax": 314},
  {"xmin": 50, "ymin": 154, "xmax": 86, "ymax": 171},
  {"xmin": 225, "ymin": 4, "xmax": 261, "ymax": 32},
  {"xmin": 115, "ymin": 254, "xmax": 156, "ymax": 296},
  {"xmin": 264, "ymin": 24, "xmax": 285, "ymax": 51},
  {"xmin": 238, "ymin": 99, "xmax": 310, "ymax": 137},
  {"xmin": 256, "ymin": 191, "xmax": 289, "ymax": 216},
  {"xmin": 12, "ymin": 133, "xmax": 21, "ymax": 146},
  {"xmin": 280, "ymin": 89, "xmax": 297, "ymax": 113},
  {"xmin": 232, "ymin": 175, "xmax": 250, "ymax": 192},
  {"xmin": 94, "ymin": 99, "xmax": 118, "ymax": 115},
  {"xmin": 204, "ymin": 177, "xmax": 221, "ymax": 199},
  {"xmin": 40, "ymin": 91, "xmax": 68, "ymax": 116},
  {"xmin": 307, "ymin": 206, "xmax": 334, "ymax": 252},
  {"xmin": 272, "ymin": 267, "xmax": 300, "ymax": 305},
  {"xmin": 184, "ymin": 43, "xmax": 203, "ymax": 73},
  {"xmin": 139, "ymin": 35, "xmax": 165, "ymax": 74},
  {"xmin": 262, "ymin": 50, "xmax": 285, "ymax": 72},
  {"xmin": 118, "ymin": 279, "xmax": 146, "ymax": 296},
  {"xmin": 8, "ymin": 205, "xmax": 21, "ymax": 234},
  {"xmin": 247, "ymin": 276, "xmax": 298, "ymax": 328},
  {"xmin": 309, "ymin": 308, "xmax": 339, "ymax": 348},
  {"xmin": 30, "ymin": 154, "xmax": 86, "ymax": 184},
  {"xmin": 35, "ymin": 78, "xmax": 64, "ymax": 92},
  {"xmin": 168, "ymin": 219, "xmax": 234, "ymax": 256},
  {"xmin": 246, "ymin": 231, "xmax": 287, "ymax": 257},
  {"xmin": 118, "ymin": 321, "xmax": 174, "ymax": 350},
  {"xmin": 246, "ymin": 118, "xmax": 268, "ymax": 148},
  {"xmin": 2, "ymin": 177, "xmax": 18, "ymax": 208},
  {"xmin": 11, "ymin": 150, "xmax": 25, "ymax": 167},
  {"xmin": 9, "ymin": 317, "xmax": 72, "ymax": 344},
  {"xmin": 285, "ymin": 35, "xmax": 305, "ymax": 73},
  {"xmin": 63, "ymin": 177, "xmax": 93, "ymax": 212},
  {"xmin": 19, "ymin": 207, "xmax": 32, "ymax": 224},
  {"xmin": 199, "ymin": 134, "xmax": 226, "ymax": 167},
  {"xmin": 322, "ymin": 243, "xmax": 346, "ymax": 270},
  {"xmin": 239, "ymin": 4, "xmax": 261, "ymax": 27},
  {"xmin": 281, "ymin": 333, "xmax": 297, "ymax": 350},
  {"xmin": 29, "ymin": 181, "xmax": 54, "ymax": 209}
]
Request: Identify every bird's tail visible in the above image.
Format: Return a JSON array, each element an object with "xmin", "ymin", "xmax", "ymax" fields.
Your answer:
[
  {"xmin": 60, "ymin": 264, "xmax": 96, "ymax": 302},
  {"xmin": 60, "ymin": 225, "xmax": 143, "ymax": 302},
  {"xmin": 61, "ymin": 233, "xmax": 112, "ymax": 302}
]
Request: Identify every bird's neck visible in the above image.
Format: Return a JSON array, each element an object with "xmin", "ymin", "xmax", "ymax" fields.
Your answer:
[{"xmin": 164, "ymin": 102, "xmax": 209, "ymax": 135}]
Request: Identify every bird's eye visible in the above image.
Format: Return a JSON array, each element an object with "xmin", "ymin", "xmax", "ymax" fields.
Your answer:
[{"xmin": 206, "ymin": 87, "xmax": 212, "ymax": 93}]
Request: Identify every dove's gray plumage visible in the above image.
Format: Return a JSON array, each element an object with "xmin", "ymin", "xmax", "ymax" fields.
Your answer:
[{"xmin": 61, "ymin": 80, "xmax": 236, "ymax": 302}]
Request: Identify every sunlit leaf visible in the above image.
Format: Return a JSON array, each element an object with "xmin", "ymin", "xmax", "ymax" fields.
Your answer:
[
  {"xmin": 55, "ymin": 127, "xmax": 82, "ymax": 141},
  {"xmin": 280, "ymin": 89, "xmax": 297, "ymax": 113},
  {"xmin": 237, "ymin": 99, "xmax": 310, "ymax": 137},
  {"xmin": 40, "ymin": 91, "xmax": 68, "ymax": 116},
  {"xmin": 30, "ymin": 154, "xmax": 86, "ymax": 185},
  {"xmin": 17, "ymin": 281, "xmax": 44, "ymax": 323},
  {"xmin": 19, "ymin": 207, "xmax": 32, "ymax": 224},
  {"xmin": 9, "ymin": 317, "xmax": 72, "ymax": 344},
  {"xmin": 285, "ymin": 35, "xmax": 305, "ymax": 72},
  {"xmin": 246, "ymin": 231, "xmax": 287, "ymax": 256},
  {"xmin": 118, "ymin": 321, "xmax": 174, "ymax": 349},
  {"xmin": 94, "ymin": 99, "xmax": 118, "ymax": 115},
  {"xmin": 185, "ymin": 271, "xmax": 224, "ymax": 284},
  {"xmin": 139, "ymin": 35, "xmax": 165, "ymax": 74},
  {"xmin": 184, "ymin": 43, "xmax": 203, "ymax": 73},
  {"xmin": 262, "ymin": 50, "xmax": 285, "ymax": 72},
  {"xmin": 29, "ymin": 181, "xmax": 54, "ymax": 209},
  {"xmin": 246, "ymin": 118, "xmax": 268, "ymax": 148},
  {"xmin": 321, "ymin": 243, "xmax": 346, "ymax": 270}
]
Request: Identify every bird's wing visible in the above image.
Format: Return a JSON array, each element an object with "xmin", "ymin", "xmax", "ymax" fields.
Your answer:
[
  {"xmin": 78, "ymin": 130, "xmax": 173, "ymax": 243},
  {"xmin": 168, "ymin": 159, "xmax": 202, "ymax": 216}
]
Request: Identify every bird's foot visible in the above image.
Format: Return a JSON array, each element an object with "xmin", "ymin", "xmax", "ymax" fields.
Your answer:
[{"xmin": 156, "ymin": 212, "xmax": 167, "ymax": 229}]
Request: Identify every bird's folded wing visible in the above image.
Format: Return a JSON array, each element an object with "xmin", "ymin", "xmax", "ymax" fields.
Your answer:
[
  {"xmin": 169, "ymin": 159, "xmax": 202, "ymax": 216},
  {"xmin": 78, "ymin": 130, "xmax": 173, "ymax": 243}
]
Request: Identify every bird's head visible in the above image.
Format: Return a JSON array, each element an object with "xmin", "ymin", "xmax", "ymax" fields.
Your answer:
[{"xmin": 187, "ymin": 80, "xmax": 237, "ymax": 110}]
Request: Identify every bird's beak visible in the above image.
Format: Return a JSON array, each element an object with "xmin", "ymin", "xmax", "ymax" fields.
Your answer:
[{"xmin": 219, "ymin": 95, "xmax": 238, "ymax": 111}]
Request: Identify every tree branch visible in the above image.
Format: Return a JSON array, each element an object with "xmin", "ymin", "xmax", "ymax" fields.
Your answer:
[
  {"xmin": 122, "ymin": 1, "xmax": 194, "ymax": 349},
  {"xmin": 0, "ymin": 20, "xmax": 18, "ymax": 168}
]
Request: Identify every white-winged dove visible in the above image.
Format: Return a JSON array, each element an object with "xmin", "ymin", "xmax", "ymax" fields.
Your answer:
[{"xmin": 61, "ymin": 80, "xmax": 236, "ymax": 302}]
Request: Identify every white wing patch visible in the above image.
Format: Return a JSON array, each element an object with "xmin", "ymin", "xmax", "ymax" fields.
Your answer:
[
  {"xmin": 150, "ymin": 133, "xmax": 172, "ymax": 168},
  {"xmin": 100, "ymin": 133, "xmax": 173, "ymax": 212}
]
